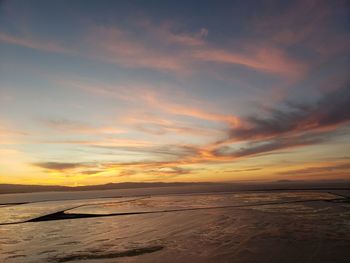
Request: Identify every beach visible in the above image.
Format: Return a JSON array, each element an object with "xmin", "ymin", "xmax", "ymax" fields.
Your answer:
[{"xmin": 1, "ymin": 187, "xmax": 349, "ymax": 263}]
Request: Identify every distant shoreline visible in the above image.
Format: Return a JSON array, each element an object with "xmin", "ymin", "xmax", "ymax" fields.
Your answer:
[{"xmin": 1, "ymin": 180, "xmax": 349, "ymax": 195}]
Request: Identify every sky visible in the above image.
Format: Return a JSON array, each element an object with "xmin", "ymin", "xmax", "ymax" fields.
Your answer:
[{"xmin": 0, "ymin": 0, "xmax": 349, "ymax": 186}]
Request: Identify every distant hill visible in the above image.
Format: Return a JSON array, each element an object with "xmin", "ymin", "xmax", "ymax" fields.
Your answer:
[
  {"xmin": 0, "ymin": 182, "xmax": 214, "ymax": 194},
  {"xmin": 1, "ymin": 180, "xmax": 350, "ymax": 195}
]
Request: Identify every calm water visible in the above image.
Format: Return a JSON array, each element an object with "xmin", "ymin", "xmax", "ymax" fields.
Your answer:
[{"xmin": 1, "ymin": 189, "xmax": 349, "ymax": 263}]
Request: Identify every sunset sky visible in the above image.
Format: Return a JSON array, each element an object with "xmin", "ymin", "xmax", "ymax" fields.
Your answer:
[{"xmin": 0, "ymin": 0, "xmax": 349, "ymax": 186}]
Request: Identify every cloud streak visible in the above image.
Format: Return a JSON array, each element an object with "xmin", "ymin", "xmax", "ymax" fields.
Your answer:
[{"xmin": 212, "ymin": 86, "xmax": 350, "ymax": 158}]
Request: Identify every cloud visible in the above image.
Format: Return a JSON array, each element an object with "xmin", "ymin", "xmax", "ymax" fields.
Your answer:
[
  {"xmin": 45, "ymin": 138, "xmax": 152, "ymax": 148},
  {"xmin": 117, "ymin": 166, "xmax": 191, "ymax": 180},
  {"xmin": 147, "ymin": 166, "xmax": 192, "ymax": 180},
  {"xmin": 94, "ymin": 144, "xmax": 200, "ymax": 160},
  {"xmin": 40, "ymin": 117, "xmax": 124, "ymax": 135},
  {"xmin": 127, "ymin": 89, "xmax": 240, "ymax": 125},
  {"xmin": 213, "ymin": 132, "xmax": 330, "ymax": 158},
  {"xmin": 90, "ymin": 24, "xmax": 305, "ymax": 77},
  {"xmin": 0, "ymin": 32, "xmax": 69, "ymax": 54},
  {"xmin": 229, "ymin": 86, "xmax": 350, "ymax": 141},
  {"xmin": 224, "ymin": 167, "xmax": 262, "ymax": 173},
  {"xmin": 135, "ymin": 121, "xmax": 214, "ymax": 136},
  {"xmin": 63, "ymin": 79, "xmax": 240, "ymax": 126},
  {"xmin": 31, "ymin": 84, "xmax": 350, "ymax": 173},
  {"xmin": 33, "ymin": 162, "xmax": 85, "ymax": 171},
  {"xmin": 278, "ymin": 163, "xmax": 350, "ymax": 177},
  {"xmin": 88, "ymin": 26, "xmax": 190, "ymax": 74},
  {"xmin": 49, "ymin": 83, "xmax": 349, "ymax": 165},
  {"xmin": 81, "ymin": 170, "xmax": 103, "ymax": 175},
  {"xmin": 139, "ymin": 20, "xmax": 208, "ymax": 47},
  {"xmin": 1, "ymin": 18, "xmax": 307, "ymax": 78},
  {"xmin": 192, "ymin": 45, "xmax": 306, "ymax": 77},
  {"xmin": 0, "ymin": 123, "xmax": 29, "ymax": 145},
  {"xmin": 211, "ymin": 86, "xmax": 350, "ymax": 159},
  {"xmin": 135, "ymin": 20, "xmax": 304, "ymax": 77},
  {"xmin": 42, "ymin": 135, "xmax": 200, "ymax": 161},
  {"xmin": 252, "ymin": 0, "xmax": 350, "ymax": 57},
  {"xmin": 118, "ymin": 169, "xmax": 137, "ymax": 177},
  {"xmin": 120, "ymin": 111, "xmax": 221, "ymax": 137}
]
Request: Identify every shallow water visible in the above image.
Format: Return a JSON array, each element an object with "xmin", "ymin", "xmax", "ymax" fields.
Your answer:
[{"xmin": 0, "ymin": 190, "xmax": 349, "ymax": 263}]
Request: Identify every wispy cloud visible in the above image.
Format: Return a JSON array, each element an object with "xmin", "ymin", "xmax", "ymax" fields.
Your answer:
[
  {"xmin": 192, "ymin": 45, "xmax": 306, "ymax": 77},
  {"xmin": 0, "ymin": 123, "xmax": 29, "ymax": 145},
  {"xmin": 88, "ymin": 26, "xmax": 190, "ymax": 74},
  {"xmin": 88, "ymin": 23, "xmax": 306, "ymax": 77},
  {"xmin": 138, "ymin": 19, "xmax": 208, "ymax": 47},
  {"xmin": 138, "ymin": 91, "xmax": 240, "ymax": 125},
  {"xmin": 62, "ymin": 79, "xmax": 240, "ymax": 126},
  {"xmin": 40, "ymin": 118, "xmax": 124, "ymax": 135},
  {"xmin": 224, "ymin": 167, "xmax": 262, "ymax": 173},
  {"xmin": 128, "ymin": 114, "xmax": 219, "ymax": 136},
  {"xmin": 0, "ymin": 32, "xmax": 70, "ymax": 54}
]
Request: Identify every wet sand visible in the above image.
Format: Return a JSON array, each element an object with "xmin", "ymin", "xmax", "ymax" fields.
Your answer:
[{"xmin": 0, "ymin": 190, "xmax": 349, "ymax": 263}]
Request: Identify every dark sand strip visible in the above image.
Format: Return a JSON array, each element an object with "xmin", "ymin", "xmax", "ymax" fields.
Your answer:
[
  {"xmin": 0, "ymin": 197, "xmax": 149, "ymax": 226},
  {"xmin": 48, "ymin": 245, "xmax": 164, "ymax": 262}
]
